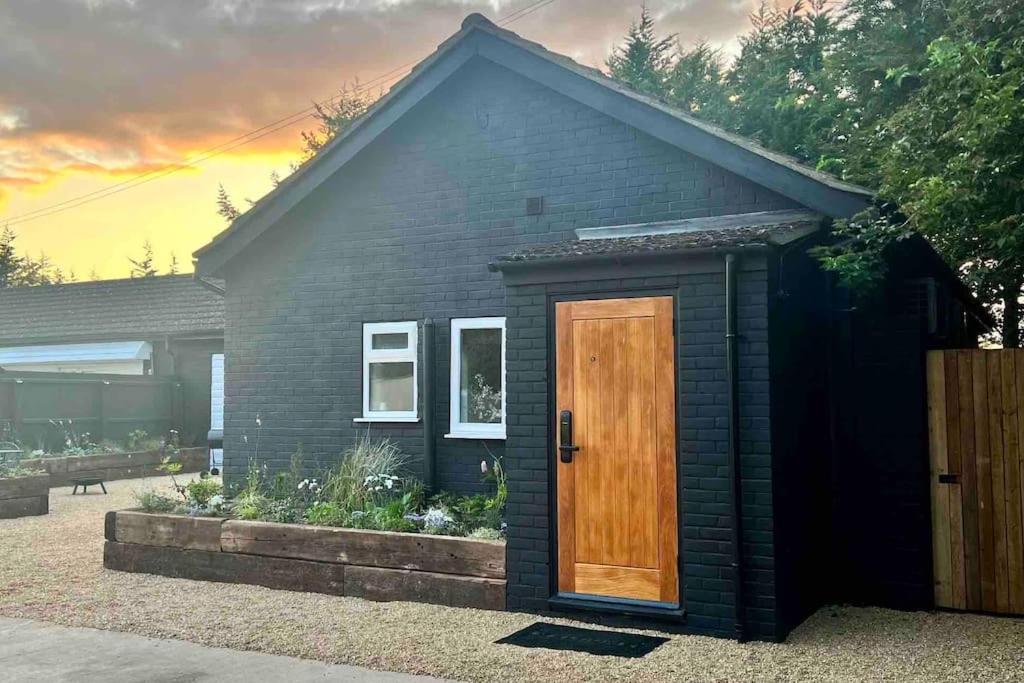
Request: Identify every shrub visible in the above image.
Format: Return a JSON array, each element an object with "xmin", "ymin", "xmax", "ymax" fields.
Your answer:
[
  {"xmin": 422, "ymin": 506, "xmax": 455, "ymax": 535},
  {"xmin": 232, "ymin": 490, "xmax": 270, "ymax": 520},
  {"xmin": 322, "ymin": 436, "xmax": 408, "ymax": 510},
  {"xmin": 259, "ymin": 499, "xmax": 300, "ymax": 524},
  {"xmin": 0, "ymin": 463, "xmax": 45, "ymax": 479},
  {"xmin": 468, "ymin": 527, "xmax": 504, "ymax": 541},
  {"xmin": 305, "ymin": 501, "xmax": 347, "ymax": 526},
  {"xmin": 184, "ymin": 478, "xmax": 225, "ymax": 516},
  {"xmin": 135, "ymin": 489, "xmax": 179, "ymax": 513}
]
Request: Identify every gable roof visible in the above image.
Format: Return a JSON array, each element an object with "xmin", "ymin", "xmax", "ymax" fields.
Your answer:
[
  {"xmin": 194, "ymin": 13, "xmax": 873, "ymax": 277},
  {"xmin": 0, "ymin": 275, "xmax": 224, "ymax": 346}
]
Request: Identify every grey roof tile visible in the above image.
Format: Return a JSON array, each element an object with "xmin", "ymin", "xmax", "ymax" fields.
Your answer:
[
  {"xmin": 494, "ymin": 221, "xmax": 820, "ymax": 266},
  {"xmin": 0, "ymin": 275, "xmax": 224, "ymax": 345}
]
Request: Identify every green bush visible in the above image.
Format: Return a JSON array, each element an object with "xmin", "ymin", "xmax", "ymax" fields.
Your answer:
[
  {"xmin": 305, "ymin": 501, "xmax": 347, "ymax": 526},
  {"xmin": 185, "ymin": 478, "xmax": 222, "ymax": 507},
  {"xmin": 232, "ymin": 490, "xmax": 270, "ymax": 521},
  {"xmin": 135, "ymin": 489, "xmax": 179, "ymax": 513},
  {"xmin": 468, "ymin": 527, "xmax": 504, "ymax": 541}
]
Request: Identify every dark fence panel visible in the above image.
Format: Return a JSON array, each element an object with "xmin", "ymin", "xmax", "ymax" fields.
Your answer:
[{"xmin": 0, "ymin": 371, "xmax": 182, "ymax": 451}]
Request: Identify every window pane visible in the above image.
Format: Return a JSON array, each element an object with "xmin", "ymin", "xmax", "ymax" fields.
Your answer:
[
  {"xmin": 372, "ymin": 332, "xmax": 409, "ymax": 351},
  {"xmin": 369, "ymin": 362, "xmax": 414, "ymax": 412},
  {"xmin": 459, "ymin": 328, "xmax": 502, "ymax": 424}
]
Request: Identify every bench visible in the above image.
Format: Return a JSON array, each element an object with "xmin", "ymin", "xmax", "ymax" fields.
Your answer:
[{"xmin": 72, "ymin": 478, "xmax": 107, "ymax": 495}]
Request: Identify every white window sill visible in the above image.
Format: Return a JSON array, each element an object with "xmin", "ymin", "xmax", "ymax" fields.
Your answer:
[
  {"xmin": 353, "ymin": 417, "xmax": 420, "ymax": 424},
  {"xmin": 444, "ymin": 430, "xmax": 507, "ymax": 441}
]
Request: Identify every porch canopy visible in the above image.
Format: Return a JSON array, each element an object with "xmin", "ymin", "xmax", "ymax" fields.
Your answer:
[
  {"xmin": 489, "ymin": 210, "xmax": 824, "ymax": 279},
  {"xmin": 0, "ymin": 341, "xmax": 153, "ymax": 375}
]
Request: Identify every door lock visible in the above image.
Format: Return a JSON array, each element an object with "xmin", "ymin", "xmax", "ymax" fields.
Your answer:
[{"xmin": 559, "ymin": 410, "xmax": 579, "ymax": 463}]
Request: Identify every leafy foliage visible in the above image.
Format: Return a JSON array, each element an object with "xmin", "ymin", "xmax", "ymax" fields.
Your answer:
[
  {"xmin": 215, "ymin": 83, "xmax": 372, "ymax": 224},
  {"xmin": 606, "ymin": 5, "xmax": 676, "ymax": 97},
  {"xmin": 128, "ymin": 240, "xmax": 158, "ymax": 278},
  {"xmin": 605, "ymin": 2, "xmax": 1024, "ymax": 345},
  {"xmin": 213, "ymin": 438, "xmax": 506, "ymax": 538}
]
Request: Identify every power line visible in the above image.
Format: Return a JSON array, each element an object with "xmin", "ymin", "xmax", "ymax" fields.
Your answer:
[
  {"xmin": 0, "ymin": 60, "xmax": 419, "ymax": 225},
  {"xmin": 1, "ymin": 0, "xmax": 559, "ymax": 228}
]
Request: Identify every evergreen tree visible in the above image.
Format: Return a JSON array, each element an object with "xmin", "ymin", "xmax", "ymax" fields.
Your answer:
[
  {"xmin": 216, "ymin": 184, "xmax": 242, "ymax": 223},
  {"xmin": 0, "ymin": 227, "xmax": 22, "ymax": 288},
  {"xmin": 298, "ymin": 82, "xmax": 373, "ymax": 164},
  {"xmin": 216, "ymin": 84, "xmax": 372, "ymax": 224},
  {"xmin": 667, "ymin": 42, "xmax": 730, "ymax": 121},
  {"xmin": 128, "ymin": 240, "xmax": 159, "ymax": 278},
  {"xmin": 606, "ymin": 4, "xmax": 676, "ymax": 97}
]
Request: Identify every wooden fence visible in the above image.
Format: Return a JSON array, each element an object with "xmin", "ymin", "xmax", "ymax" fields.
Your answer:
[
  {"xmin": 926, "ymin": 349, "xmax": 1024, "ymax": 615},
  {"xmin": 0, "ymin": 370, "xmax": 183, "ymax": 452}
]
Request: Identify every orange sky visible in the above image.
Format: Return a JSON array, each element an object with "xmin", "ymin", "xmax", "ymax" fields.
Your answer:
[{"xmin": 0, "ymin": 0, "xmax": 771, "ymax": 279}]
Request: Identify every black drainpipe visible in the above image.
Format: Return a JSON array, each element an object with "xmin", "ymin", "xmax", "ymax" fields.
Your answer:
[
  {"xmin": 422, "ymin": 319, "xmax": 437, "ymax": 493},
  {"xmin": 724, "ymin": 252, "xmax": 746, "ymax": 642}
]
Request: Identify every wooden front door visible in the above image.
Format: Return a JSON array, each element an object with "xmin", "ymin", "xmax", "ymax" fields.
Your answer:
[{"xmin": 555, "ymin": 296, "xmax": 679, "ymax": 605}]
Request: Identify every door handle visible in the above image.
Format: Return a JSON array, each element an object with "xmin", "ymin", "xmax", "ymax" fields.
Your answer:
[
  {"xmin": 938, "ymin": 473, "xmax": 960, "ymax": 485},
  {"xmin": 559, "ymin": 410, "xmax": 579, "ymax": 463}
]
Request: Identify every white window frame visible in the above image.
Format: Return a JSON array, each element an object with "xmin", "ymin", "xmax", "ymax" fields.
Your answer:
[
  {"xmin": 358, "ymin": 321, "xmax": 418, "ymax": 422},
  {"xmin": 446, "ymin": 317, "xmax": 506, "ymax": 440}
]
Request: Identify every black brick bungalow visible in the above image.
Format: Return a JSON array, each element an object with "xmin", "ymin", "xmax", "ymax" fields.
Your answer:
[{"xmin": 194, "ymin": 15, "xmax": 992, "ymax": 641}]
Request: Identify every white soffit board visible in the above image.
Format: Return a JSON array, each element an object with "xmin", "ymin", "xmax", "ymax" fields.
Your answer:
[{"xmin": 0, "ymin": 341, "xmax": 152, "ymax": 365}]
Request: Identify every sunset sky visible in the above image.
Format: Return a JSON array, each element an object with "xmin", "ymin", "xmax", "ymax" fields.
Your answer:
[{"xmin": 0, "ymin": 0, "xmax": 771, "ymax": 279}]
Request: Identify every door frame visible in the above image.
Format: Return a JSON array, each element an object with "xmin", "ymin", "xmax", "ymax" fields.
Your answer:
[{"xmin": 545, "ymin": 288, "xmax": 686, "ymax": 621}]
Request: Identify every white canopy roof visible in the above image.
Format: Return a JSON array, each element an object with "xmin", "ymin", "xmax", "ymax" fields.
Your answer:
[{"xmin": 0, "ymin": 341, "xmax": 153, "ymax": 366}]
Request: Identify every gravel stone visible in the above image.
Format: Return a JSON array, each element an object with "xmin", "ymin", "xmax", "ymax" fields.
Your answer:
[{"xmin": 1, "ymin": 477, "xmax": 1022, "ymax": 682}]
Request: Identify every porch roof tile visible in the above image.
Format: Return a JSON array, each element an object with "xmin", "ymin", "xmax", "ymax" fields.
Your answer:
[{"xmin": 492, "ymin": 220, "xmax": 821, "ymax": 266}]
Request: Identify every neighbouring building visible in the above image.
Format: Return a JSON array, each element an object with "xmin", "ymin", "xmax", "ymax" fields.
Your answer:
[
  {"xmin": 193, "ymin": 15, "xmax": 992, "ymax": 640},
  {"xmin": 0, "ymin": 274, "xmax": 225, "ymax": 449}
]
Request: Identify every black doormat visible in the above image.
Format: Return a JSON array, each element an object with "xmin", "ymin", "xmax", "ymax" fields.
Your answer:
[{"xmin": 495, "ymin": 623, "xmax": 669, "ymax": 658}]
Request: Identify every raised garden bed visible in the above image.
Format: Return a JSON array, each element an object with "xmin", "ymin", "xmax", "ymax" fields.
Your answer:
[
  {"xmin": 103, "ymin": 510, "xmax": 507, "ymax": 610},
  {"xmin": 0, "ymin": 474, "xmax": 50, "ymax": 519},
  {"xmin": 21, "ymin": 447, "xmax": 206, "ymax": 487}
]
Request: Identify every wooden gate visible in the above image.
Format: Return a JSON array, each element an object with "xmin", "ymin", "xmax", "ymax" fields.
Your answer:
[{"xmin": 926, "ymin": 350, "xmax": 1024, "ymax": 614}]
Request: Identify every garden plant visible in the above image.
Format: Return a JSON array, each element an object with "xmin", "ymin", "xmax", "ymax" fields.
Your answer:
[{"xmin": 134, "ymin": 435, "xmax": 507, "ymax": 541}]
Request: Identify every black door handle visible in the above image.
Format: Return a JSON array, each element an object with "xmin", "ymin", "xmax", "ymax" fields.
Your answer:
[
  {"xmin": 938, "ymin": 473, "xmax": 960, "ymax": 484},
  {"xmin": 559, "ymin": 410, "xmax": 579, "ymax": 463}
]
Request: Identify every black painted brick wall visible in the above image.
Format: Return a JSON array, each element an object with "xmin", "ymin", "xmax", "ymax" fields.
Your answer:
[
  {"xmin": 220, "ymin": 55, "xmax": 796, "ymax": 493},
  {"xmin": 504, "ymin": 264, "xmax": 779, "ymax": 641}
]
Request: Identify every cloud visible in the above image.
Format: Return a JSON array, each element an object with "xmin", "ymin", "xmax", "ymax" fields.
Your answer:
[{"xmin": 0, "ymin": 0, "xmax": 762, "ymax": 200}]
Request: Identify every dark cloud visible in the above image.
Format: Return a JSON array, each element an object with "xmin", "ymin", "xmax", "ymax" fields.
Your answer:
[{"xmin": 0, "ymin": 0, "xmax": 762, "ymax": 194}]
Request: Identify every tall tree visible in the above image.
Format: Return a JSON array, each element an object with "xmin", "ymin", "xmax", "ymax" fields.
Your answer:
[
  {"xmin": 128, "ymin": 240, "xmax": 158, "ymax": 278},
  {"xmin": 297, "ymin": 82, "xmax": 373, "ymax": 164},
  {"xmin": 726, "ymin": 0, "xmax": 840, "ymax": 164},
  {"xmin": 0, "ymin": 227, "xmax": 67, "ymax": 287},
  {"xmin": 666, "ymin": 41, "xmax": 730, "ymax": 120},
  {"xmin": 0, "ymin": 227, "xmax": 22, "ymax": 288},
  {"xmin": 215, "ymin": 84, "xmax": 372, "ymax": 224},
  {"xmin": 606, "ymin": 4, "xmax": 676, "ymax": 97},
  {"xmin": 216, "ymin": 183, "xmax": 242, "ymax": 223}
]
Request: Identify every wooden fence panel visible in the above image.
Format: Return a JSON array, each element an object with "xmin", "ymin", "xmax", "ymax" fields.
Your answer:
[
  {"xmin": 927, "ymin": 349, "xmax": 1024, "ymax": 615},
  {"xmin": 0, "ymin": 371, "xmax": 182, "ymax": 451}
]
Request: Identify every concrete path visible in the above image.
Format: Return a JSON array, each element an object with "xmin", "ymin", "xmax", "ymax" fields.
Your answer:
[{"xmin": 0, "ymin": 617, "xmax": 450, "ymax": 682}]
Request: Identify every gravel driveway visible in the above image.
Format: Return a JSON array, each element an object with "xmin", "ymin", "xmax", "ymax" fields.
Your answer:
[{"xmin": 1, "ymin": 476, "xmax": 1022, "ymax": 682}]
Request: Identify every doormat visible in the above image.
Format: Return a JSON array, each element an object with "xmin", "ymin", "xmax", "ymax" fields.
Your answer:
[{"xmin": 495, "ymin": 623, "xmax": 669, "ymax": 658}]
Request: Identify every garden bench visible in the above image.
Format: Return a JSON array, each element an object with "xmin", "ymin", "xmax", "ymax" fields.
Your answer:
[{"xmin": 72, "ymin": 477, "xmax": 107, "ymax": 495}]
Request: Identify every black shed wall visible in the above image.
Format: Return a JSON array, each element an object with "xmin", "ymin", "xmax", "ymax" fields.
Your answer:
[{"xmin": 219, "ymin": 57, "xmax": 796, "ymax": 489}]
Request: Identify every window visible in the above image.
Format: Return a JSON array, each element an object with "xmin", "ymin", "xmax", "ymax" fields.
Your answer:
[
  {"xmin": 448, "ymin": 317, "xmax": 506, "ymax": 439},
  {"xmin": 361, "ymin": 321, "xmax": 418, "ymax": 421}
]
